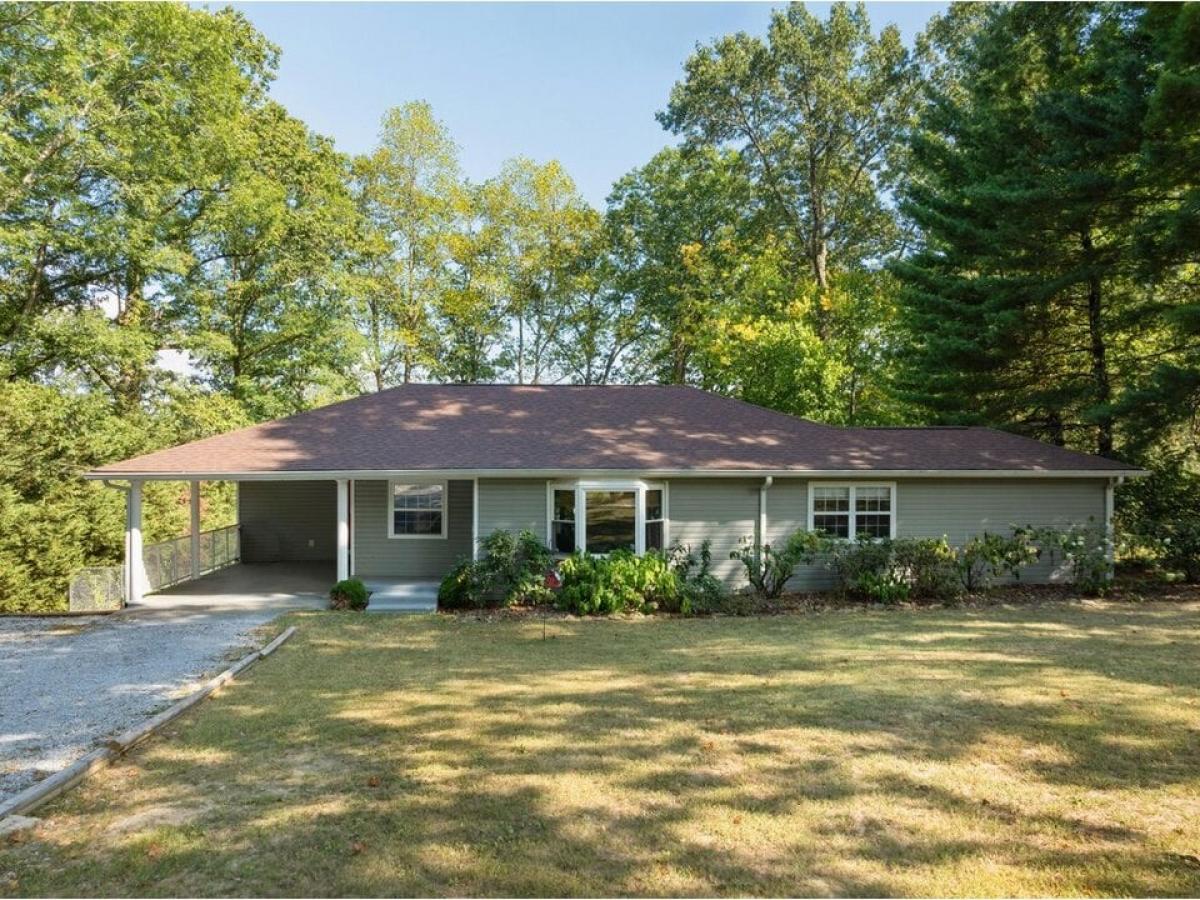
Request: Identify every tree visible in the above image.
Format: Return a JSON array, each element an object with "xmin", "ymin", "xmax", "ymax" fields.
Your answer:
[
  {"xmin": 351, "ymin": 102, "xmax": 461, "ymax": 387},
  {"xmin": 0, "ymin": 3, "xmax": 276, "ymax": 409},
  {"xmin": 659, "ymin": 2, "xmax": 921, "ymax": 317},
  {"xmin": 175, "ymin": 102, "xmax": 360, "ymax": 419},
  {"xmin": 894, "ymin": 3, "xmax": 1161, "ymax": 456}
]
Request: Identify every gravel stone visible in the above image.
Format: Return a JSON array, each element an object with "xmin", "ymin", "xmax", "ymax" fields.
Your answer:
[{"xmin": 0, "ymin": 609, "xmax": 286, "ymax": 801}]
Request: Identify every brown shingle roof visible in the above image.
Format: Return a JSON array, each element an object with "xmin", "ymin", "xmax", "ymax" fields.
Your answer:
[{"xmin": 89, "ymin": 384, "xmax": 1137, "ymax": 477}]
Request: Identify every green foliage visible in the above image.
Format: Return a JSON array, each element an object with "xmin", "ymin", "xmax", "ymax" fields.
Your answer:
[
  {"xmin": 437, "ymin": 529, "xmax": 553, "ymax": 610},
  {"xmin": 829, "ymin": 536, "xmax": 902, "ymax": 602},
  {"xmin": 1024, "ymin": 522, "xmax": 1112, "ymax": 597},
  {"xmin": 329, "ymin": 578, "xmax": 370, "ymax": 611},
  {"xmin": 956, "ymin": 532, "xmax": 1041, "ymax": 593},
  {"xmin": 892, "ymin": 537, "xmax": 959, "ymax": 601},
  {"xmin": 555, "ymin": 550, "xmax": 681, "ymax": 616},
  {"xmin": 665, "ymin": 540, "xmax": 728, "ymax": 615},
  {"xmin": 731, "ymin": 530, "xmax": 830, "ymax": 599}
]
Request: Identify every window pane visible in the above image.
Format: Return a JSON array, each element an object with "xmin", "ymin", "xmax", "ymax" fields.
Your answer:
[
  {"xmin": 646, "ymin": 489, "xmax": 663, "ymax": 522},
  {"xmin": 553, "ymin": 489, "xmax": 575, "ymax": 521},
  {"xmin": 813, "ymin": 486, "xmax": 850, "ymax": 512},
  {"xmin": 553, "ymin": 521, "xmax": 576, "ymax": 553},
  {"xmin": 813, "ymin": 513, "xmax": 850, "ymax": 539},
  {"xmin": 856, "ymin": 486, "xmax": 891, "ymax": 513},
  {"xmin": 645, "ymin": 520, "xmax": 664, "ymax": 551},
  {"xmin": 855, "ymin": 514, "xmax": 891, "ymax": 539},
  {"xmin": 585, "ymin": 490, "xmax": 636, "ymax": 553},
  {"xmin": 394, "ymin": 510, "xmax": 443, "ymax": 535},
  {"xmin": 393, "ymin": 483, "xmax": 443, "ymax": 511}
]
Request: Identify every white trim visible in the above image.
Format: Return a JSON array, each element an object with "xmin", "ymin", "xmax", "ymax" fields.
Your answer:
[
  {"xmin": 387, "ymin": 479, "xmax": 449, "ymax": 540},
  {"xmin": 85, "ymin": 467, "xmax": 1148, "ymax": 482},
  {"xmin": 189, "ymin": 481, "xmax": 201, "ymax": 581},
  {"xmin": 546, "ymin": 478, "xmax": 666, "ymax": 555},
  {"xmin": 807, "ymin": 481, "xmax": 898, "ymax": 540},
  {"xmin": 336, "ymin": 479, "xmax": 350, "ymax": 581}
]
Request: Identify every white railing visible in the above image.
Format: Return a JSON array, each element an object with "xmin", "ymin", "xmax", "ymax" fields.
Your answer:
[{"xmin": 143, "ymin": 524, "xmax": 240, "ymax": 592}]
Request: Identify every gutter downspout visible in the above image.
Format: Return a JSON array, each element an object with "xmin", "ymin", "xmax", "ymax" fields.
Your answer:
[{"xmin": 758, "ymin": 476, "xmax": 774, "ymax": 560}]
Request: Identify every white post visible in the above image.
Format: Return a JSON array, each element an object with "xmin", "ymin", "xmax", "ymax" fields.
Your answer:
[
  {"xmin": 336, "ymin": 478, "xmax": 350, "ymax": 582},
  {"xmin": 190, "ymin": 481, "xmax": 201, "ymax": 579},
  {"xmin": 127, "ymin": 480, "xmax": 146, "ymax": 605}
]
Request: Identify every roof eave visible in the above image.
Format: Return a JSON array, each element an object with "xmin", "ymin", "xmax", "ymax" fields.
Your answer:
[{"xmin": 84, "ymin": 466, "xmax": 1149, "ymax": 481}]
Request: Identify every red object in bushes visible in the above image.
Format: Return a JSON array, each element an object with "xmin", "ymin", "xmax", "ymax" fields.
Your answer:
[{"xmin": 543, "ymin": 570, "xmax": 562, "ymax": 590}]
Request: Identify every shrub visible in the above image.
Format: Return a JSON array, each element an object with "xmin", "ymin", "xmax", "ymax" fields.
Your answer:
[
  {"xmin": 556, "ymin": 550, "xmax": 681, "ymax": 615},
  {"xmin": 1151, "ymin": 516, "xmax": 1200, "ymax": 583},
  {"xmin": 892, "ymin": 537, "xmax": 959, "ymax": 600},
  {"xmin": 730, "ymin": 529, "xmax": 830, "ymax": 599},
  {"xmin": 829, "ymin": 535, "xmax": 897, "ymax": 601},
  {"xmin": 329, "ymin": 578, "xmax": 370, "ymax": 611},
  {"xmin": 956, "ymin": 531, "xmax": 1041, "ymax": 592},
  {"xmin": 1025, "ymin": 520, "xmax": 1112, "ymax": 595},
  {"xmin": 437, "ymin": 529, "xmax": 553, "ymax": 610},
  {"xmin": 666, "ymin": 540, "xmax": 728, "ymax": 614},
  {"xmin": 437, "ymin": 558, "xmax": 480, "ymax": 609}
]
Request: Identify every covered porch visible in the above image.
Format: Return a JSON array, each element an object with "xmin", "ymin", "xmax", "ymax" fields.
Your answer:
[{"xmin": 119, "ymin": 477, "xmax": 454, "ymax": 611}]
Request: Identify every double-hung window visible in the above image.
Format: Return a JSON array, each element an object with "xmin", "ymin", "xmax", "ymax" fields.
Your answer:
[
  {"xmin": 808, "ymin": 483, "xmax": 895, "ymax": 540},
  {"xmin": 547, "ymin": 481, "xmax": 668, "ymax": 555},
  {"xmin": 389, "ymin": 481, "xmax": 447, "ymax": 538}
]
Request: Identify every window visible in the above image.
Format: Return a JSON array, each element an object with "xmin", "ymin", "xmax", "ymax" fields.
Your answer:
[
  {"xmin": 585, "ymin": 490, "xmax": 636, "ymax": 554},
  {"xmin": 547, "ymin": 481, "xmax": 667, "ymax": 555},
  {"xmin": 551, "ymin": 489, "xmax": 576, "ymax": 554},
  {"xmin": 808, "ymin": 483, "xmax": 895, "ymax": 540},
  {"xmin": 645, "ymin": 488, "xmax": 665, "ymax": 551},
  {"xmin": 389, "ymin": 481, "xmax": 447, "ymax": 538}
]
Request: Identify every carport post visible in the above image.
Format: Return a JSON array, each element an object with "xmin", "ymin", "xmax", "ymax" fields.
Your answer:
[
  {"xmin": 190, "ymin": 481, "xmax": 201, "ymax": 579},
  {"xmin": 127, "ymin": 480, "xmax": 147, "ymax": 605},
  {"xmin": 336, "ymin": 478, "xmax": 350, "ymax": 582}
]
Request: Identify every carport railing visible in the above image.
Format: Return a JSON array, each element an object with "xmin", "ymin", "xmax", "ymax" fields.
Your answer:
[
  {"xmin": 67, "ymin": 524, "xmax": 241, "ymax": 610},
  {"xmin": 143, "ymin": 524, "xmax": 241, "ymax": 592}
]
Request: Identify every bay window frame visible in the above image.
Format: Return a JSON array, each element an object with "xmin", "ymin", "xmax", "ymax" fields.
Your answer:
[
  {"xmin": 546, "ymin": 480, "xmax": 669, "ymax": 555},
  {"xmin": 807, "ymin": 481, "xmax": 897, "ymax": 541}
]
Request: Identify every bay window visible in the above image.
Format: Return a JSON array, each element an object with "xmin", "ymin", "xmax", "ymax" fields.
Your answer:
[
  {"xmin": 808, "ymin": 483, "xmax": 895, "ymax": 540},
  {"xmin": 547, "ymin": 481, "xmax": 668, "ymax": 555}
]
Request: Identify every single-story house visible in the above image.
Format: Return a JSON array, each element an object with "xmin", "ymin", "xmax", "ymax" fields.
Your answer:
[{"xmin": 87, "ymin": 384, "xmax": 1144, "ymax": 603}]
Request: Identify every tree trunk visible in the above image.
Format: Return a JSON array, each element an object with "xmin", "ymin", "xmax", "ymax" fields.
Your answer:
[{"xmin": 1081, "ymin": 230, "xmax": 1114, "ymax": 456}]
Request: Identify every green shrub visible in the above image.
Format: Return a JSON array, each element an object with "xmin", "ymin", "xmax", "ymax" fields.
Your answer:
[
  {"xmin": 730, "ymin": 529, "xmax": 830, "ymax": 599},
  {"xmin": 1151, "ymin": 517, "xmax": 1200, "ymax": 583},
  {"xmin": 829, "ymin": 535, "xmax": 895, "ymax": 600},
  {"xmin": 437, "ymin": 558, "xmax": 480, "ymax": 609},
  {"xmin": 1024, "ymin": 521, "xmax": 1112, "ymax": 595},
  {"xmin": 892, "ymin": 537, "xmax": 960, "ymax": 600},
  {"xmin": 556, "ymin": 550, "xmax": 681, "ymax": 615},
  {"xmin": 956, "ymin": 531, "xmax": 1041, "ymax": 592},
  {"xmin": 438, "ymin": 529, "xmax": 553, "ymax": 610},
  {"xmin": 667, "ymin": 539, "xmax": 728, "ymax": 614},
  {"xmin": 329, "ymin": 578, "xmax": 370, "ymax": 611}
]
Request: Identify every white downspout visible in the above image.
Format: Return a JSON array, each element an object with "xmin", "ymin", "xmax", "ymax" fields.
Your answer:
[{"xmin": 759, "ymin": 476, "xmax": 774, "ymax": 554}]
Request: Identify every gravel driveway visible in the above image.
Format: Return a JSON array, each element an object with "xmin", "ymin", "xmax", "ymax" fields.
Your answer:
[{"xmin": 0, "ymin": 608, "xmax": 289, "ymax": 801}]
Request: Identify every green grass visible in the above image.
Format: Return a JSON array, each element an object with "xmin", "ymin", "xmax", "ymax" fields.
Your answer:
[{"xmin": 5, "ymin": 600, "xmax": 1200, "ymax": 897}]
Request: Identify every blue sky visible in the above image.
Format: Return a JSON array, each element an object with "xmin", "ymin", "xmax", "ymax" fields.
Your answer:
[{"xmin": 226, "ymin": 2, "xmax": 946, "ymax": 207}]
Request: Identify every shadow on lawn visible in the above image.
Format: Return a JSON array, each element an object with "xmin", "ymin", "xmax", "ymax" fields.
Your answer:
[{"xmin": 8, "ymin": 602, "xmax": 1200, "ymax": 897}]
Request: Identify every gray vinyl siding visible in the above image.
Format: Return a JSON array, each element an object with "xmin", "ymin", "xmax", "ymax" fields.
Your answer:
[
  {"xmin": 476, "ymin": 479, "xmax": 548, "ymax": 544},
  {"xmin": 238, "ymin": 480, "xmax": 336, "ymax": 563},
  {"xmin": 668, "ymin": 479, "xmax": 761, "ymax": 585},
  {"xmin": 352, "ymin": 479, "xmax": 473, "ymax": 579},
  {"xmin": 895, "ymin": 478, "xmax": 1106, "ymax": 583}
]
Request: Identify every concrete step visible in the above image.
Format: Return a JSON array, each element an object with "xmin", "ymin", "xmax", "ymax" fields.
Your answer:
[{"xmin": 363, "ymin": 579, "xmax": 438, "ymax": 613}]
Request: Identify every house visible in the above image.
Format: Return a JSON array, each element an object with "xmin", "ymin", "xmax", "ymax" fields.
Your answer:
[{"xmin": 87, "ymin": 384, "xmax": 1143, "ymax": 604}]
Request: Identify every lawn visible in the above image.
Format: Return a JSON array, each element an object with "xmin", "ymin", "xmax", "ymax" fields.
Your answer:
[{"xmin": 4, "ymin": 600, "xmax": 1200, "ymax": 897}]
